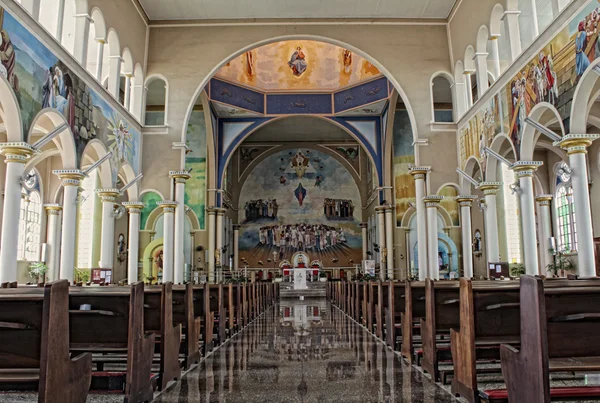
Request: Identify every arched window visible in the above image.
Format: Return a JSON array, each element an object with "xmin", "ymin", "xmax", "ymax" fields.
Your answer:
[
  {"xmin": 501, "ymin": 163, "xmax": 522, "ymax": 263},
  {"xmin": 86, "ymin": 8, "xmax": 107, "ymax": 80},
  {"xmin": 556, "ymin": 183, "xmax": 576, "ymax": 252},
  {"xmin": 18, "ymin": 189, "xmax": 42, "ymax": 261},
  {"xmin": 144, "ymin": 77, "xmax": 168, "ymax": 125},
  {"xmin": 431, "ymin": 75, "xmax": 454, "ymax": 123}
]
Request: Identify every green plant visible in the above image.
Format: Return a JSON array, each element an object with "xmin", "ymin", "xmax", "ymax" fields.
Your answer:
[
  {"xmin": 74, "ymin": 268, "xmax": 90, "ymax": 283},
  {"xmin": 510, "ymin": 264, "xmax": 526, "ymax": 278},
  {"xmin": 546, "ymin": 249, "xmax": 577, "ymax": 276},
  {"xmin": 27, "ymin": 262, "xmax": 48, "ymax": 281},
  {"xmin": 319, "ymin": 271, "xmax": 327, "ymax": 278}
]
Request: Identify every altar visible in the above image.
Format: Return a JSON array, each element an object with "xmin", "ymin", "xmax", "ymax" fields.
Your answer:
[{"xmin": 280, "ymin": 252, "xmax": 322, "ymax": 289}]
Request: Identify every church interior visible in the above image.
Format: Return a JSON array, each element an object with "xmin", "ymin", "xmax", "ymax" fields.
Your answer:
[{"xmin": 3, "ymin": 0, "xmax": 600, "ymax": 402}]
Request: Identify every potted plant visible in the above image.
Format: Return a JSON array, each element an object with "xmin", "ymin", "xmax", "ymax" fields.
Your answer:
[
  {"xmin": 74, "ymin": 268, "xmax": 91, "ymax": 284},
  {"xmin": 319, "ymin": 271, "xmax": 328, "ymax": 282},
  {"xmin": 28, "ymin": 262, "xmax": 48, "ymax": 284},
  {"xmin": 274, "ymin": 274, "xmax": 283, "ymax": 283},
  {"xmin": 546, "ymin": 249, "xmax": 577, "ymax": 277},
  {"xmin": 509, "ymin": 264, "xmax": 526, "ymax": 278}
]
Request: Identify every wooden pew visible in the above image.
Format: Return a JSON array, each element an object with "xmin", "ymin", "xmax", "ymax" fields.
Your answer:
[
  {"xmin": 450, "ymin": 279, "xmax": 521, "ymax": 403},
  {"xmin": 68, "ymin": 282, "xmax": 155, "ymax": 403},
  {"xmin": 499, "ymin": 276, "xmax": 600, "ymax": 403},
  {"xmin": 208, "ymin": 284, "xmax": 225, "ymax": 345},
  {"xmin": 144, "ymin": 282, "xmax": 182, "ymax": 389},
  {"xmin": 0, "ymin": 280, "xmax": 92, "ymax": 403},
  {"xmin": 375, "ymin": 282, "xmax": 388, "ymax": 339},
  {"xmin": 420, "ymin": 279, "xmax": 460, "ymax": 381},
  {"xmin": 172, "ymin": 284, "xmax": 201, "ymax": 370},
  {"xmin": 385, "ymin": 281, "xmax": 405, "ymax": 350},
  {"xmin": 401, "ymin": 281, "xmax": 425, "ymax": 362}
]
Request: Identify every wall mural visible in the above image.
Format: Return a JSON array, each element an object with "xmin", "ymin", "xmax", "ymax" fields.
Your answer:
[
  {"xmin": 185, "ymin": 110, "xmax": 207, "ymax": 230},
  {"xmin": 216, "ymin": 40, "xmax": 381, "ymax": 91},
  {"xmin": 140, "ymin": 191, "xmax": 161, "ymax": 230},
  {"xmin": 393, "ymin": 110, "xmax": 415, "ymax": 226},
  {"xmin": 238, "ymin": 148, "xmax": 362, "ymax": 268},
  {"xmin": 0, "ymin": 9, "xmax": 140, "ymax": 180},
  {"xmin": 459, "ymin": 0, "xmax": 600, "ymax": 171},
  {"xmin": 439, "ymin": 185, "xmax": 460, "ymax": 227}
]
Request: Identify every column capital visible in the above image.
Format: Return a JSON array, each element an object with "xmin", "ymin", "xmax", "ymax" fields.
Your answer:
[
  {"xmin": 0, "ymin": 142, "xmax": 35, "ymax": 164},
  {"xmin": 53, "ymin": 169, "xmax": 85, "ymax": 186},
  {"xmin": 44, "ymin": 204, "xmax": 62, "ymax": 215},
  {"xmin": 455, "ymin": 195, "xmax": 477, "ymax": 206},
  {"xmin": 360, "ymin": 222, "xmax": 369, "ymax": 229},
  {"xmin": 157, "ymin": 200, "xmax": 177, "ymax": 213},
  {"xmin": 553, "ymin": 134, "xmax": 600, "ymax": 155},
  {"xmin": 409, "ymin": 166, "xmax": 430, "ymax": 180},
  {"xmin": 96, "ymin": 188, "xmax": 120, "ymax": 202},
  {"xmin": 535, "ymin": 194, "xmax": 553, "ymax": 206},
  {"xmin": 423, "ymin": 195, "xmax": 443, "ymax": 207},
  {"xmin": 123, "ymin": 201, "xmax": 145, "ymax": 213},
  {"xmin": 207, "ymin": 207, "xmax": 218, "ymax": 215},
  {"xmin": 478, "ymin": 181, "xmax": 502, "ymax": 195},
  {"xmin": 169, "ymin": 170, "xmax": 192, "ymax": 183},
  {"xmin": 510, "ymin": 161, "xmax": 543, "ymax": 177},
  {"xmin": 375, "ymin": 205, "xmax": 387, "ymax": 213},
  {"xmin": 233, "ymin": 224, "xmax": 242, "ymax": 230},
  {"xmin": 384, "ymin": 204, "xmax": 395, "ymax": 213},
  {"xmin": 215, "ymin": 207, "xmax": 227, "ymax": 216}
]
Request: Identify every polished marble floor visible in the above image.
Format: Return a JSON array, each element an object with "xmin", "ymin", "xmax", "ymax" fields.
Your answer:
[{"xmin": 154, "ymin": 299, "xmax": 459, "ymax": 403}]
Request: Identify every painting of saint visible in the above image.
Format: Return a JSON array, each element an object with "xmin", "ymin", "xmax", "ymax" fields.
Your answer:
[
  {"xmin": 288, "ymin": 46, "xmax": 307, "ymax": 77},
  {"xmin": 291, "ymin": 151, "xmax": 310, "ymax": 178},
  {"xmin": 0, "ymin": 29, "xmax": 16, "ymax": 88},
  {"xmin": 245, "ymin": 51, "xmax": 254, "ymax": 77},
  {"xmin": 342, "ymin": 49, "xmax": 352, "ymax": 74},
  {"xmin": 153, "ymin": 248, "xmax": 164, "ymax": 281},
  {"xmin": 576, "ymin": 21, "xmax": 591, "ymax": 78},
  {"xmin": 294, "ymin": 183, "xmax": 307, "ymax": 206}
]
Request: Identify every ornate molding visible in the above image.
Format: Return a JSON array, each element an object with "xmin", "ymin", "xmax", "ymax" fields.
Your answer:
[
  {"xmin": 44, "ymin": 203, "xmax": 62, "ymax": 215},
  {"xmin": 478, "ymin": 181, "xmax": 502, "ymax": 195},
  {"xmin": 53, "ymin": 169, "xmax": 85, "ymax": 186},
  {"xmin": 455, "ymin": 195, "xmax": 477, "ymax": 207},
  {"xmin": 409, "ymin": 166, "xmax": 430, "ymax": 180},
  {"xmin": 169, "ymin": 170, "xmax": 191, "ymax": 183},
  {"xmin": 510, "ymin": 161, "xmax": 543, "ymax": 177},
  {"xmin": 96, "ymin": 188, "xmax": 120, "ymax": 202},
  {"xmin": 553, "ymin": 134, "xmax": 600, "ymax": 155},
  {"xmin": 423, "ymin": 195, "xmax": 443, "ymax": 207},
  {"xmin": 123, "ymin": 201, "xmax": 145, "ymax": 214},
  {"xmin": 157, "ymin": 200, "xmax": 177, "ymax": 213},
  {"xmin": 535, "ymin": 194, "xmax": 553, "ymax": 206},
  {"xmin": 0, "ymin": 142, "xmax": 36, "ymax": 165}
]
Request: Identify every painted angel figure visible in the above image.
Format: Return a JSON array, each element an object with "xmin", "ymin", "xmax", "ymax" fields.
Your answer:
[
  {"xmin": 108, "ymin": 117, "xmax": 134, "ymax": 162},
  {"xmin": 291, "ymin": 151, "xmax": 309, "ymax": 178},
  {"xmin": 288, "ymin": 46, "xmax": 307, "ymax": 76}
]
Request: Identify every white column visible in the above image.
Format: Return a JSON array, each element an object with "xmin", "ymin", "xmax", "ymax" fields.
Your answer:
[
  {"xmin": 73, "ymin": 13, "xmax": 91, "ymax": 65},
  {"xmin": 44, "ymin": 204, "xmax": 62, "ymax": 282},
  {"xmin": 451, "ymin": 82, "xmax": 467, "ymax": 120},
  {"xmin": 512, "ymin": 162, "xmax": 543, "ymax": 275},
  {"xmin": 536, "ymin": 195, "xmax": 554, "ymax": 275},
  {"xmin": 95, "ymin": 39, "xmax": 105, "ymax": 81},
  {"xmin": 233, "ymin": 224, "xmax": 241, "ymax": 273},
  {"xmin": 207, "ymin": 208, "xmax": 217, "ymax": 283},
  {"xmin": 375, "ymin": 206, "xmax": 386, "ymax": 280},
  {"xmin": 157, "ymin": 201, "xmax": 177, "ymax": 283},
  {"xmin": 21, "ymin": 0, "xmax": 41, "ymax": 19},
  {"xmin": 123, "ymin": 74, "xmax": 132, "ymax": 111},
  {"xmin": 555, "ymin": 134, "xmax": 599, "ymax": 277},
  {"xmin": 97, "ymin": 189, "xmax": 119, "ymax": 269},
  {"xmin": 456, "ymin": 196, "xmax": 476, "ymax": 278},
  {"xmin": 424, "ymin": 196, "xmax": 443, "ymax": 280},
  {"xmin": 503, "ymin": 11, "xmax": 522, "ymax": 61},
  {"xmin": 216, "ymin": 208, "xmax": 226, "ymax": 282},
  {"xmin": 464, "ymin": 72, "xmax": 474, "ymax": 107},
  {"xmin": 479, "ymin": 182, "xmax": 502, "ymax": 264},
  {"xmin": 530, "ymin": 0, "xmax": 539, "ymax": 37},
  {"xmin": 170, "ymin": 171, "xmax": 191, "ymax": 284},
  {"xmin": 108, "ymin": 55, "xmax": 122, "ymax": 99},
  {"xmin": 132, "ymin": 83, "xmax": 145, "ymax": 123},
  {"xmin": 474, "ymin": 52, "xmax": 489, "ymax": 97},
  {"xmin": 409, "ymin": 167, "xmax": 430, "ymax": 281},
  {"xmin": 55, "ymin": 0, "xmax": 66, "ymax": 40},
  {"xmin": 490, "ymin": 37, "xmax": 501, "ymax": 79},
  {"xmin": 385, "ymin": 206, "xmax": 395, "ymax": 280},
  {"xmin": 123, "ymin": 202, "xmax": 144, "ymax": 284},
  {"xmin": 360, "ymin": 222, "xmax": 368, "ymax": 261},
  {"xmin": 54, "ymin": 170, "xmax": 85, "ymax": 283},
  {"xmin": 0, "ymin": 143, "xmax": 33, "ymax": 283}
]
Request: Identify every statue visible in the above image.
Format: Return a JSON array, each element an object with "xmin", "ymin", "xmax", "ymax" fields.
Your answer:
[
  {"xmin": 215, "ymin": 248, "xmax": 221, "ymax": 266},
  {"xmin": 381, "ymin": 247, "xmax": 388, "ymax": 263}
]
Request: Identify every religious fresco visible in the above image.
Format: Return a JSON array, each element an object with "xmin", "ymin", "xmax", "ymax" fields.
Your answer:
[
  {"xmin": 216, "ymin": 40, "xmax": 381, "ymax": 91},
  {"xmin": 184, "ymin": 110, "xmax": 207, "ymax": 230},
  {"xmin": 458, "ymin": 0, "xmax": 600, "ymax": 171},
  {"xmin": 393, "ymin": 110, "xmax": 415, "ymax": 226},
  {"xmin": 438, "ymin": 185, "xmax": 460, "ymax": 227},
  {"xmin": 0, "ymin": 9, "xmax": 140, "ymax": 180},
  {"xmin": 140, "ymin": 191, "xmax": 161, "ymax": 230},
  {"xmin": 238, "ymin": 148, "xmax": 362, "ymax": 268}
]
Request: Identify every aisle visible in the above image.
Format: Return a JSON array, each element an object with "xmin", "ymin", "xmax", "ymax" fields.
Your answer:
[{"xmin": 153, "ymin": 299, "xmax": 459, "ymax": 403}]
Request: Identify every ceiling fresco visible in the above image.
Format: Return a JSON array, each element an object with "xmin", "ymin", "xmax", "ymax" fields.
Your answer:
[{"xmin": 215, "ymin": 40, "xmax": 382, "ymax": 91}]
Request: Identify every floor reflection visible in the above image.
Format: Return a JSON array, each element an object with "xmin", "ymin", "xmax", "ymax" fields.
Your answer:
[{"xmin": 154, "ymin": 299, "xmax": 458, "ymax": 403}]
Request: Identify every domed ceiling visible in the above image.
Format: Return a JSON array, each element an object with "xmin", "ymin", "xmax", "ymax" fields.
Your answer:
[{"xmin": 215, "ymin": 40, "xmax": 382, "ymax": 92}]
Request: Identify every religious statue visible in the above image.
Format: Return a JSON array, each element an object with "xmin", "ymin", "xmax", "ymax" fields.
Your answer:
[
  {"xmin": 215, "ymin": 248, "xmax": 221, "ymax": 266},
  {"xmin": 381, "ymin": 247, "xmax": 388, "ymax": 263}
]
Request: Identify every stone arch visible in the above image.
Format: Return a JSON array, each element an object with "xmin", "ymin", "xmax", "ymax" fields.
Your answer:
[
  {"xmin": 570, "ymin": 57, "xmax": 600, "ymax": 135},
  {"xmin": 489, "ymin": 4, "xmax": 505, "ymax": 36},
  {"xmin": 27, "ymin": 108, "xmax": 77, "ymax": 169},
  {"xmin": 429, "ymin": 71, "xmax": 455, "ymax": 123},
  {"xmin": 476, "ymin": 25, "xmax": 490, "ymax": 54},
  {"xmin": 118, "ymin": 161, "xmax": 138, "ymax": 201},
  {"xmin": 454, "ymin": 60, "xmax": 467, "ymax": 117},
  {"xmin": 121, "ymin": 48, "xmax": 134, "ymax": 75},
  {"xmin": 485, "ymin": 133, "xmax": 518, "ymax": 182},
  {"xmin": 0, "ymin": 75, "xmax": 23, "ymax": 143},
  {"xmin": 80, "ymin": 139, "xmax": 114, "ymax": 189},
  {"xmin": 461, "ymin": 156, "xmax": 483, "ymax": 193},
  {"xmin": 520, "ymin": 102, "xmax": 565, "ymax": 161}
]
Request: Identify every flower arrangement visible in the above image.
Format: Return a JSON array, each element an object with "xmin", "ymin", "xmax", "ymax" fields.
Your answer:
[{"xmin": 27, "ymin": 262, "xmax": 48, "ymax": 282}]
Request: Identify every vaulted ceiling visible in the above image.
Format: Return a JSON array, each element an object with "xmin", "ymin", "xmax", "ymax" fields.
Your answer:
[{"xmin": 138, "ymin": 0, "xmax": 457, "ymax": 21}]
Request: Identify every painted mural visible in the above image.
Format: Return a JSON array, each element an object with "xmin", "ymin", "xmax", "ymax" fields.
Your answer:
[
  {"xmin": 216, "ymin": 40, "xmax": 381, "ymax": 91},
  {"xmin": 0, "ymin": 9, "xmax": 140, "ymax": 180},
  {"xmin": 439, "ymin": 185, "xmax": 460, "ymax": 227},
  {"xmin": 459, "ymin": 0, "xmax": 600, "ymax": 171},
  {"xmin": 140, "ymin": 191, "xmax": 161, "ymax": 230},
  {"xmin": 185, "ymin": 110, "xmax": 207, "ymax": 230},
  {"xmin": 238, "ymin": 148, "xmax": 362, "ymax": 268},
  {"xmin": 393, "ymin": 110, "xmax": 415, "ymax": 226}
]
